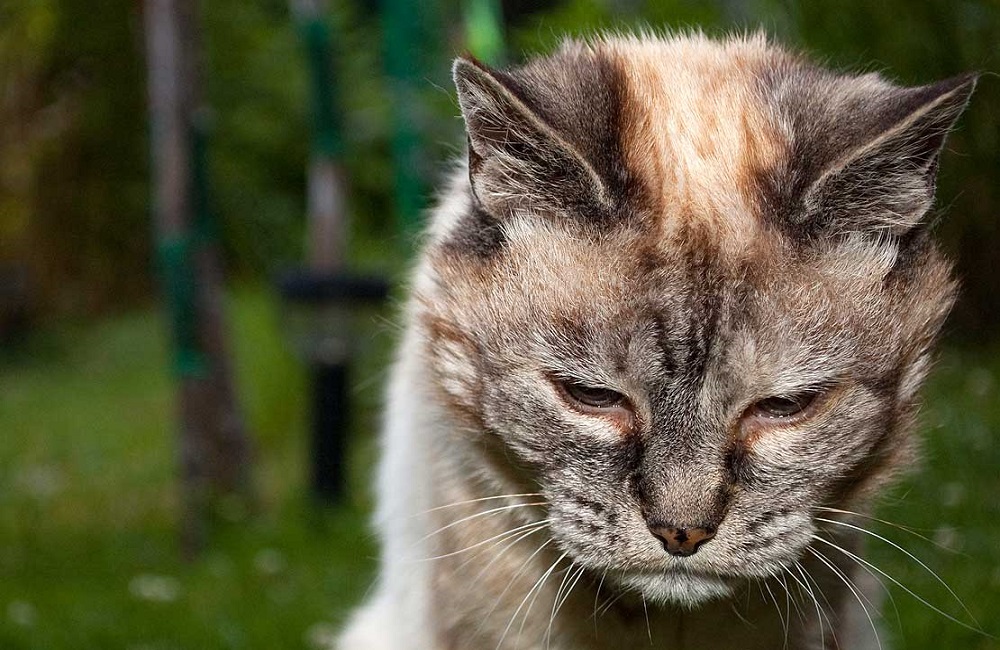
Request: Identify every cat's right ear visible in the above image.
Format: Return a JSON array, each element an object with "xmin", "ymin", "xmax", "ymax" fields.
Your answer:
[{"xmin": 453, "ymin": 57, "xmax": 610, "ymax": 219}]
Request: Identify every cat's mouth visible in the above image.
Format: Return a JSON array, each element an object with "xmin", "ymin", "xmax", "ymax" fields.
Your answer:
[{"xmin": 614, "ymin": 568, "xmax": 735, "ymax": 607}]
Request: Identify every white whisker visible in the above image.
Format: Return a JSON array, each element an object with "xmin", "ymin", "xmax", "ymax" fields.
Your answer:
[
  {"xmin": 545, "ymin": 562, "xmax": 577, "ymax": 649},
  {"xmin": 556, "ymin": 564, "xmax": 587, "ymax": 616},
  {"xmin": 815, "ymin": 506, "xmax": 957, "ymax": 553},
  {"xmin": 419, "ymin": 502, "xmax": 547, "ymax": 543},
  {"xmin": 479, "ymin": 537, "xmax": 553, "ymax": 639},
  {"xmin": 641, "ymin": 592, "xmax": 653, "ymax": 644},
  {"xmin": 761, "ymin": 577, "xmax": 788, "ymax": 646},
  {"xmin": 501, "ymin": 551, "xmax": 567, "ymax": 650},
  {"xmin": 415, "ymin": 493, "xmax": 545, "ymax": 516},
  {"xmin": 812, "ymin": 534, "xmax": 990, "ymax": 637},
  {"xmin": 815, "ymin": 515, "xmax": 977, "ymax": 624},
  {"xmin": 592, "ymin": 569, "xmax": 607, "ymax": 633},
  {"xmin": 597, "ymin": 581, "xmax": 628, "ymax": 617},
  {"xmin": 791, "ymin": 561, "xmax": 827, "ymax": 648},
  {"xmin": 806, "ymin": 544, "xmax": 882, "ymax": 650},
  {"xmin": 463, "ymin": 521, "xmax": 551, "ymax": 580},
  {"xmin": 776, "ymin": 570, "xmax": 805, "ymax": 622},
  {"xmin": 418, "ymin": 520, "xmax": 548, "ymax": 562}
]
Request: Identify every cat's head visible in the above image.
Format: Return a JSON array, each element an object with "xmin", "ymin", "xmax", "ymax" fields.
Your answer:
[{"xmin": 417, "ymin": 34, "xmax": 975, "ymax": 606}]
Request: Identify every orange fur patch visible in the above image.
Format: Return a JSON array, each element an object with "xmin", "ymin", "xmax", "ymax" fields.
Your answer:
[{"xmin": 606, "ymin": 34, "xmax": 791, "ymax": 251}]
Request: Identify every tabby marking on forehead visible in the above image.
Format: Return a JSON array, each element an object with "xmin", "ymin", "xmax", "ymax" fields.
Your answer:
[{"xmin": 608, "ymin": 34, "xmax": 791, "ymax": 249}]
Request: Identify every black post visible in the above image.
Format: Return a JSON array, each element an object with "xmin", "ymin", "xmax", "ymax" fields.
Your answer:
[{"xmin": 310, "ymin": 360, "xmax": 349, "ymax": 501}]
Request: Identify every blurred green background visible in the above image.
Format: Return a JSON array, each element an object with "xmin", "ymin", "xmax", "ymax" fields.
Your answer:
[{"xmin": 1, "ymin": 0, "xmax": 998, "ymax": 648}]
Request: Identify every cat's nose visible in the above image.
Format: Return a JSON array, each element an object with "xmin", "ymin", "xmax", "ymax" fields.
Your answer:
[{"xmin": 648, "ymin": 523, "xmax": 717, "ymax": 557}]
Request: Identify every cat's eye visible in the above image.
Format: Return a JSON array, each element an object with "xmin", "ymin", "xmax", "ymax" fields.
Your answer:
[
  {"xmin": 750, "ymin": 390, "xmax": 821, "ymax": 419},
  {"xmin": 555, "ymin": 379, "xmax": 628, "ymax": 409},
  {"xmin": 559, "ymin": 381, "xmax": 627, "ymax": 409}
]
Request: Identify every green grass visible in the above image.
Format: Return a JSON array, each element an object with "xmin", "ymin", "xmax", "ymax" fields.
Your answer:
[
  {"xmin": 0, "ymin": 288, "xmax": 385, "ymax": 650},
  {"xmin": 0, "ymin": 288, "xmax": 998, "ymax": 648},
  {"xmin": 869, "ymin": 347, "xmax": 1000, "ymax": 649}
]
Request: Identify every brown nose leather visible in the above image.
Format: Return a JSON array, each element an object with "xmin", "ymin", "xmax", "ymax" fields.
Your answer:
[{"xmin": 648, "ymin": 524, "xmax": 717, "ymax": 557}]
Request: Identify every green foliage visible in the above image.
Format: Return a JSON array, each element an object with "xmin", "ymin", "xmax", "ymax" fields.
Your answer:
[
  {"xmin": 870, "ymin": 347, "xmax": 1000, "ymax": 648},
  {"xmin": 201, "ymin": 0, "xmax": 311, "ymax": 277},
  {"xmin": 0, "ymin": 0, "xmax": 60, "ymax": 260}
]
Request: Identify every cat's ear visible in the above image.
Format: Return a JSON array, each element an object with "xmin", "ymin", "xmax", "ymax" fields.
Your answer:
[
  {"xmin": 802, "ymin": 73, "xmax": 977, "ymax": 235},
  {"xmin": 452, "ymin": 56, "xmax": 610, "ymax": 218}
]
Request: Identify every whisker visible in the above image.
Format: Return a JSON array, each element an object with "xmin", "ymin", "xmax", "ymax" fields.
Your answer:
[
  {"xmin": 462, "ymin": 520, "xmax": 550, "ymax": 579},
  {"xmin": 811, "ymin": 534, "xmax": 990, "ymax": 637},
  {"xmin": 791, "ymin": 561, "xmax": 827, "ymax": 648},
  {"xmin": 479, "ymin": 537, "xmax": 553, "ymax": 639},
  {"xmin": 544, "ymin": 563, "xmax": 588, "ymax": 649},
  {"xmin": 800, "ymin": 558, "xmax": 842, "ymax": 647},
  {"xmin": 641, "ymin": 592, "xmax": 653, "ymax": 645},
  {"xmin": 418, "ymin": 520, "xmax": 548, "ymax": 563},
  {"xmin": 545, "ymin": 562, "xmax": 577, "ymax": 649},
  {"xmin": 502, "ymin": 551, "xmax": 568, "ymax": 650},
  {"xmin": 415, "ymin": 493, "xmax": 545, "ymax": 516},
  {"xmin": 729, "ymin": 598, "xmax": 754, "ymax": 628},
  {"xmin": 592, "ymin": 569, "xmax": 607, "ymax": 634},
  {"xmin": 815, "ymin": 506, "xmax": 957, "ymax": 553},
  {"xmin": 815, "ymin": 515, "xmax": 977, "ymax": 624},
  {"xmin": 806, "ymin": 545, "xmax": 877, "ymax": 611},
  {"xmin": 597, "ymin": 581, "xmax": 628, "ymax": 617},
  {"xmin": 761, "ymin": 577, "xmax": 788, "ymax": 646},
  {"xmin": 556, "ymin": 564, "xmax": 587, "ymax": 617},
  {"xmin": 774, "ymin": 571, "xmax": 793, "ymax": 650},
  {"xmin": 775, "ymin": 570, "xmax": 805, "ymax": 622},
  {"xmin": 418, "ymin": 502, "xmax": 548, "ymax": 543},
  {"xmin": 813, "ymin": 523, "xmax": 903, "ymax": 628},
  {"xmin": 806, "ymin": 544, "xmax": 883, "ymax": 650}
]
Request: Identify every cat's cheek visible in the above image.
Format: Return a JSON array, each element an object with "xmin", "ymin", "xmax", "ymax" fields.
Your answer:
[{"xmin": 419, "ymin": 314, "xmax": 483, "ymax": 416}]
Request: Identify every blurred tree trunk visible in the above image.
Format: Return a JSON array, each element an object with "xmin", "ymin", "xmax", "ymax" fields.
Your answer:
[{"xmin": 143, "ymin": 0, "xmax": 253, "ymax": 558}]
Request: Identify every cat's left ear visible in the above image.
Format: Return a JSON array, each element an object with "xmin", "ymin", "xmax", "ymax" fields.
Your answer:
[{"xmin": 802, "ymin": 73, "xmax": 978, "ymax": 235}]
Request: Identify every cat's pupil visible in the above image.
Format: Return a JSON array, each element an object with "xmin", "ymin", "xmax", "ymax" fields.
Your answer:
[
  {"xmin": 561, "ymin": 381, "xmax": 625, "ymax": 408},
  {"xmin": 754, "ymin": 392, "xmax": 817, "ymax": 418}
]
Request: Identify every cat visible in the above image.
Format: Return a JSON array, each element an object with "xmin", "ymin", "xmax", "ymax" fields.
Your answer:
[{"xmin": 337, "ymin": 32, "xmax": 977, "ymax": 650}]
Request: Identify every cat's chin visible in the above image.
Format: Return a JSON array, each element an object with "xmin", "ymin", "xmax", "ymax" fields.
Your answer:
[{"xmin": 616, "ymin": 571, "xmax": 734, "ymax": 608}]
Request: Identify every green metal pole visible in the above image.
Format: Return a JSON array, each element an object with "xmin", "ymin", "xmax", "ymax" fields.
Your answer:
[
  {"xmin": 300, "ymin": 13, "xmax": 343, "ymax": 160},
  {"xmin": 292, "ymin": 0, "xmax": 348, "ymax": 271},
  {"xmin": 464, "ymin": 0, "xmax": 505, "ymax": 65},
  {"xmin": 382, "ymin": 0, "xmax": 425, "ymax": 238}
]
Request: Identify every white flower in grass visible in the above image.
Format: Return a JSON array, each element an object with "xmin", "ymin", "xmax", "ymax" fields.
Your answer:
[
  {"xmin": 305, "ymin": 622, "xmax": 339, "ymax": 649},
  {"xmin": 941, "ymin": 482, "xmax": 965, "ymax": 508},
  {"xmin": 254, "ymin": 548, "xmax": 286, "ymax": 576},
  {"xmin": 15, "ymin": 465, "xmax": 62, "ymax": 500},
  {"xmin": 966, "ymin": 366, "xmax": 994, "ymax": 397},
  {"xmin": 7, "ymin": 600, "xmax": 36, "ymax": 627},
  {"xmin": 128, "ymin": 574, "xmax": 181, "ymax": 603},
  {"xmin": 933, "ymin": 525, "xmax": 963, "ymax": 552}
]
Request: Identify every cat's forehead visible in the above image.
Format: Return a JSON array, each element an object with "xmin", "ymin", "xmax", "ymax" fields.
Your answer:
[{"xmin": 604, "ymin": 34, "xmax": 791, "ymax": 249}]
